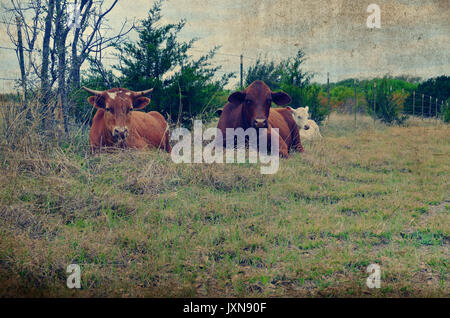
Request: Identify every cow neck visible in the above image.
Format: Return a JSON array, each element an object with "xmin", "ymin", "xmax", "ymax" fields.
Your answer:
[{"xmin": 240, "ymin": 103, "xmax": 251, "ymax": 130}]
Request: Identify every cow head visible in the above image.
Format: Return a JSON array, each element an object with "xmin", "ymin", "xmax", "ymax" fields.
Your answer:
[
  {"xmin": 228, "ymin": 80, "xmax": 291, "ymax": 129},
  {"xmin": 83, "ymin": 87, "xmax": 153, "ymax": 143},
  {"xmin": 286, "ymin": 106, "xmax": 310, "ymax": 130}
]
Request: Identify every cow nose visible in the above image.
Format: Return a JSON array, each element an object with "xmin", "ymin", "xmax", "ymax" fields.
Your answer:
[
  {"xmin": 304, "ymin": 125, "xmax": 310, "ymax": 130},
  {"xmin": 113, "ymin": 127, "xmax": 129, "ymax": 140},
  {"xmin": 253, "ymin": 119, "xmax": 268, "ymax": 128}
]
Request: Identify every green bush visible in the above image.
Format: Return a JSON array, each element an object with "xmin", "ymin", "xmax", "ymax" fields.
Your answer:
[
  {"xmin": 281, "ymin": 83, "xmax": 328, "ymax": 124},
  {"xmin": 443, "ymin": 108, "xmax": 450, "ymax": 123},
  {"xmin": 364, "ymin": 78, "xmax": 408, "ymax": 125}
]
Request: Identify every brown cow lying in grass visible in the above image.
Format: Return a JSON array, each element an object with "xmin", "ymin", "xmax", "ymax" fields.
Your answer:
[
  {"xmin": 83, "ymin": 87, "xmax": 171, "ymax": 153},
  {"xmin": 217, "ymin": 80, "xmax": 303, "ymax": 157}
]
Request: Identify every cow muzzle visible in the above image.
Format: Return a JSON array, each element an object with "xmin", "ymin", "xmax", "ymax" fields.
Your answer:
[
  {"xmin": 253, "ymin": 118, "xmax": 268, "ymax": 129},
  {"xmin": 112, "ymin": 127, "xmax": 129, "ymax": 142},
  {"xmin": 304, "ymin": 125, "xmax": 310, "ymax": 131}
]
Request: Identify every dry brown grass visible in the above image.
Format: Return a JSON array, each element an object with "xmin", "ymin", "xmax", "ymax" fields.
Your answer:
[{"xmin": 0, "ymin": 106, "xmax": 448, "ymax": 297}]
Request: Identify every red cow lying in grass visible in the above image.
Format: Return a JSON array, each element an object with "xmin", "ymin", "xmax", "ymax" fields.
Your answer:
[
  {"xmin": 217, "ymin": 80, "xmax": 303, "ymax": 157},
  {"xmin": 83, "ymin": 87, "xmax": 171, "ymax": 153}
]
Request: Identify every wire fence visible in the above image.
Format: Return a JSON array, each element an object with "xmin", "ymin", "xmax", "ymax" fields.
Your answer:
[
  {"xmin": 353, "ymin": 84, "xmax": 448, "ymax": 121},
  {"xmin": 0, "ymin": 44, "xmax": 448, "ymax": 122},
  {"xmin": 1, "ymin": 78, "xmax": 448, "ymax": 121}
]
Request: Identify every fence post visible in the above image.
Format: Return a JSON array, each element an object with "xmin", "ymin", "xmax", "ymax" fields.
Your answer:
[
  {"xmin": 435, "ymin": 98, "xmax": 438, "ymax": 118},
  {"xmin": 373, "ymin": 82, "xmax": 377, "ymax": 123},
  {"xmin": 422, "ymin": 94, "xmax": 424, "ymax": 117},
  {"xmin": 429, "ymin": 96, "xmax": 432, "ymax": 117},
  {"xmin": 354, "ymin": 79, "xmax": 357, "ymax": 124},
  {"xmin": 240, "ymin": 55, "xmax": 243, "ymax": 90},
  {"xmin": 327, "ymin": 72, "xmax": 330, "ymax": 121},
  {"xmin": 412, "ymin": 91, "xmax": 415, "ymax": 116}
]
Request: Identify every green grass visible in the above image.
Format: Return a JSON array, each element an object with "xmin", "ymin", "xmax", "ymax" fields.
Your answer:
[{"xmin": 0, "ymin": 111, "xmax": 448, "ymax": 297}]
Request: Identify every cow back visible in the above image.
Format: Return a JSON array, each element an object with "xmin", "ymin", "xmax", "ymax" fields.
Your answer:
[{"xmin": 271, "ymin": 108, "xmax": 304, "ymax": 152}]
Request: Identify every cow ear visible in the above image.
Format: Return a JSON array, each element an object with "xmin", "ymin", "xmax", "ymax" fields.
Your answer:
[
  {"xmin": 215, "ymin": 108, "xmax": 223, "ymax": 116},
  {"xmin": 285, "ymin": 106, "xmax": 294, "ymax": 113},
  {"xmin": 88, "ymin": 96, "xmax": 106, "ymax": 109},
  {"xmin": 228, "ymin": 91, "xmax": 246, "ymax": 105},
  {"xmin": 272, "ymin": 92, "xmax": 291, "ymax": 106},
  {"xmin": 305, "ymin": 106, "xmax": 309, "ymax": 113},
  {"xmin": 133, "ymin": 97, "xmax": 150, "ymax": 110}
]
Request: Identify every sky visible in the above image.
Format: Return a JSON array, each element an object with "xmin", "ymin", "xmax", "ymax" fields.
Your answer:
[{"xmin": 0, "ymin": 0, "xmax": 449, "ymax": 91}]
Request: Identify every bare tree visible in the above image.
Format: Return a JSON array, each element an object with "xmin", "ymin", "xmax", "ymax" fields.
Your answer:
[
  {"xmin": 2, "ymin": 0, "xmax": 133, "ymax": 134},
  {"xmin": 54, "ymin": 0, "xmax": 70, "ymax": 133},
  {"xmin": 67, "ymin": 0, "xmax": 133, "ymax": 90},
  {"xmin": 40, "ymin": 0, "xmax": 54, "ymax": 112},
  {"xmin": 15, "ymin": 16, "xmax": 27, "ymax": 102}
]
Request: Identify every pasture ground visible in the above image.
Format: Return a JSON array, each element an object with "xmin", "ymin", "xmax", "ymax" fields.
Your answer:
[{"xmin": 0, "ymin": 109, "xmax": 448, "ymax": 297}]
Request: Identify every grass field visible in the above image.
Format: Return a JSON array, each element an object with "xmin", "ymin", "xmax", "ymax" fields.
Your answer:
[{"xmin": 0, "ymin": 108, "xmax": 448, "ymax": 297}]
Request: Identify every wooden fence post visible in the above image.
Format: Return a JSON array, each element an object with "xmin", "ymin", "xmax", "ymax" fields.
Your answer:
[
  {"xmin": 435, "ymin": 98, "xmax": 438, "ymax": 118},
  {"xmin": 354, "ymin": 79, "xmax": 357, "ymax": 124},
  {"xmin": 429, "ymin": 96, "xmax": 432, "ymax": 117},
  {"xmin": 422, "ymin": 94, "xmax": 424, "ymax": 117},
  {"xmin": 327, "ymin": 72, "xmax": 330, "ymax": 121},
  {"xmin": 240, "ymin": 55, "xmax": 243, "ymax": 90},
  {"xmin": 373, "ymin": 82, "xmax": 377, "ymax": 123}
]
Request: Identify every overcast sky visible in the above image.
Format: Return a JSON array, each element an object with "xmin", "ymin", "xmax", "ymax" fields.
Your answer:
[{"xmin": 0, "ymin": 0, "xmax": 449, "ymax": 91}]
